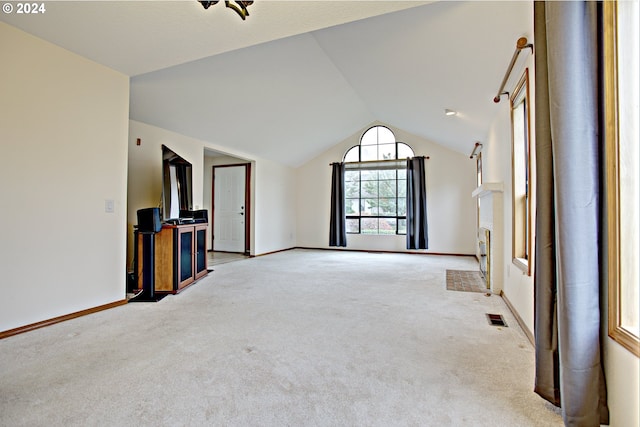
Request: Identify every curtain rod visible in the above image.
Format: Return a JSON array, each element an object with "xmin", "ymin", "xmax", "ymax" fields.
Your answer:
[
  {"xmin": 469, "ymin": 142, "xmax": 483, "ymax": 159},
  {"xmin": 493, "ymin": 37, "xmax": 533, "ymax": 103},
  {"xmin": 329, "ymin": 156, "xmax": 430, "ymax": 166}
]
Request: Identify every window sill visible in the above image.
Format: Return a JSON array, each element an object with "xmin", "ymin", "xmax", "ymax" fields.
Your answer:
[{"xmin": 512, "ymin": 257, "xmax": 530, "ymax": 275}]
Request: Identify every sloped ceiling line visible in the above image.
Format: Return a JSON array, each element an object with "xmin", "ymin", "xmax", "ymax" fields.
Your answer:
[{"xmin": 1, "ymin": 1, "xmax": 533, "ymax": 167}]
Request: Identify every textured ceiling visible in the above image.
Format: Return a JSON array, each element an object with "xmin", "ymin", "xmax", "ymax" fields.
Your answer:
[
  {"xmin": 1, "ymin": 1, "xmax": 533, "ymax": 167},
  {"xmin": 1, "ymin": 1, "xmax": 427, "ymax": 76}
]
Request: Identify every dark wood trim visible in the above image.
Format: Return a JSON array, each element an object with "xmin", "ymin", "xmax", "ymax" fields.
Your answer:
[
  {"xmin": 0, "ymin": 299, "xmax": 128, "ymax": 340},
  {"xmin": 293, "ymin": 246, "xmax": 475, "ymax": 258},
  {"xmin": 244, "ymin": 163, "xmax": 251, "ymax": 255},
  {"xmin": 253, "ymin": 247, "xmax": 296, "ymax": 257},
  {"xmin": 211, "ymin": 165, "xmax": 215, "ymax": 249}
]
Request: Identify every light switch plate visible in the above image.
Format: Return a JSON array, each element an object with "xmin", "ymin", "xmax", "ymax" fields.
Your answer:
[{"xmin": 105, "ymin": 199, "xmax": 115, "ymax": 213}]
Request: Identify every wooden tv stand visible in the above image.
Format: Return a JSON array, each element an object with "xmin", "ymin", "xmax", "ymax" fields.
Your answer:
[{"xmin": 135, "ymin": 223, "xmax": 208, "ymax": 294}]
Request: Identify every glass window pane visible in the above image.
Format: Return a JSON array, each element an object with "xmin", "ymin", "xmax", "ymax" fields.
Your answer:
[
  {"xmin": 340, "ymin": 126, "xmax": 413, "ymax": 237},
  {"xmin": 378, "ymin": 180, "xmax": 396, "ymax": 198},
  {"xmin": 379, "ymin": 170, "xmax": 396, "ymax": 180},
  {"xmin": 398, "ymin": 179, "xmax": 406, "ymax": 197},
  {"xmin": 398, "ymin": 143, "xmax": 414, "ymax": 159},
  {"xmin": 344, "ymin": 146, "xmax": 359, "ymax": 162},
  {"xmin": 362, "ymin": 199, "xmax": 379, "ymax": 216},
  {"xmin": 379, "ymin": 198, "xmax": 397, "ymax": 216},
  {"xmin": 345, "ymin": 184, "xmax": 359, "ymax": 198},
  {"xmin": 361, "ymin": 145, "xmax": 377, "ymax": 161},
  {"xmin": 346, "ymin": 218, "xmax": 360, "ymax": 234},
  {"xmin": 345, "ymin": 170, "xmax": 360, "ymax": 182},
  {"xmin": 398, "ymin": 198, "xmax": 406, "ymax": 216},
  {"xmin": 345, "ymin": 198, "xmax": 360, "ymax": 215},
  {"xmin": 345, "ymin": 177, "xmax": 360, "ymax": 198},
  {"xmin": 398, "ymin": 219, "xmax": 407, "ymax": 234},
  {"xmin": 378, "ymin": 127, "xmax": 396, "ymax": 145},
  {"xmin": 361, "ymin": 170, "xmax": 378, "ymax": 181},
  {"xmin": 361, "ymin": 128, "xmax": 377, "ymax": 145},
  {"xmin": 378, "ymin": 143, "xmax": 395, "ymax": 160},
  {"xmin": 379, "ymin": 218, "xmax": 397, "ymax": 234},
  {"xmin": 361, "ymin": 218, "xmax": 378, "ymax": 234},
  {"xmin": 361, "ymin": 181, "xmax": 378, "ymax": 198}
]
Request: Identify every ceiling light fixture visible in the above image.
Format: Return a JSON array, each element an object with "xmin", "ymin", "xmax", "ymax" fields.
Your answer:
[
  {"xmin": 444, "ymin": 108, "xmax": 457, "ymax": 116},
  {"xmin": 199, "ymin": 1, "xmax": 254, "ymax": 20}
]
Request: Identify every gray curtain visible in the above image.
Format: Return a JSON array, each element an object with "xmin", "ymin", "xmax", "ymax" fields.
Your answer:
[
  {"xmin": 329, "ymin": 162, "xmax": 347, "ymax": 247},
  {"xmin": 406, "ymin": 156, "xmax": 428, "ymax": 250},
  {"xmin": 533, "ymin": 2, "xmax": 609, "ymax": 425}
]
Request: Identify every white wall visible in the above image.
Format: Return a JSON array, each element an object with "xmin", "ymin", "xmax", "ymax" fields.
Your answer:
[
  {"xmin": 484, "ymin": 103, "xmax": 639, "ymax": 427},
  {"xmin": 481, "ymin": 18, "xmax": 638, "ymax": 426},
  {"xmin": 127, "ymin": 120, "xmax": 206, "ymax": 266},
  {"xmin": 296, "ymin": 122, "xmax": 477, "ymax": 254},
  {"xmin": 128, "ymin": 120, "xmax": 296, "ymax": 260},
  {"xmin": 0, "ymin": 23, "xmax": 129, "ymax": 332},
  {"xmin": 254, "ymin": 159, "xmax": 297, "ymax": 254},
  {"xmin": 484, "ymin": 103, "xmax": 537, "ymax": 332},
  {"xmin": 604, "ymin": 340, "xmax": 639, "ymax": 427}
]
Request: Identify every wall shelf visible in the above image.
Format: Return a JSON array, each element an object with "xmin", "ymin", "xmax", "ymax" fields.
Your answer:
[{"xmin": 472, "ymin": 182, "xmax": 504, "ymax": 198}]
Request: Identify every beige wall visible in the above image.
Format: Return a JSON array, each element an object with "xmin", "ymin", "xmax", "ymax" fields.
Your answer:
[
  {"xmin": 480, "ymin": 16, "xmax": 638, "ymax": 425},
  {"xmin": 0, "ymin": 22, "xmax": 129, "ymax": 331},
  {"xmin": 483, "ymin": 102, "xmax": 537, "ymax": 333},
  {"xmin": 128, "ymin": 120, "xmax": 296, "ymax": 260},
  {"xmin": 295, "ymin": 121, "xmax": 477, "ymax": 254},
  {"xmin": 127, "ymin": 120, "xmax": 206, "ymax": 267},
  {"xmin": 2, "ymin": 15, "xmax": 636, "ymax": 426},
  {"xmin": 604, "ymin": 339, "xmax": 639, "ymax": 426}
]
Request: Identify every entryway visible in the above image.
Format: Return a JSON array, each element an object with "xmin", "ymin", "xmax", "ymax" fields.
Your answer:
[{"xmin": 212, "ymin": 163, "xmax": 251, "ymax": 254}]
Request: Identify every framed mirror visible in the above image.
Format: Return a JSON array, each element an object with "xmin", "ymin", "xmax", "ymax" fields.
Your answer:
[{"xmin": 162, "ymin": 145, "xmax": 193, "ymax": 221}]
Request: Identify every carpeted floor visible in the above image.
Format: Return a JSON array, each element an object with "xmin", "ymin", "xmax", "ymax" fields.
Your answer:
[
  {"xmin": 207, "ymin": 251, "xmax": 249, "ymax": 267},
  {"xmin": 446, "ymin": 269, "xmax": 487, "ymax": 293},
  {"xmin": 0, "ymin": 249, "xmax": 562, "ymax": 426}
]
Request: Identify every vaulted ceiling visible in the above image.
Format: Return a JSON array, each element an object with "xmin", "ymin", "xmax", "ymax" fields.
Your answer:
[{"xmin": 1, "ymin": 1, "xmax": 532, "ymax": 167}]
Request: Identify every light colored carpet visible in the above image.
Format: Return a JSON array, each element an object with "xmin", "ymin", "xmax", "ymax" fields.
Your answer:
[
  {"xmin": 207, "ymin": 251, "xmax": 249, "ymax": 267},
  {"xmin": 0, "ymin": 249, "xmax": 562, "ymax": 426}
]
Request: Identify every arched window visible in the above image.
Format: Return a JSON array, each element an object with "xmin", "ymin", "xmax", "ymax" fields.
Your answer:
[{"xmin": 343, "ymin": 126, "xmax": 415, "ymax": 235}]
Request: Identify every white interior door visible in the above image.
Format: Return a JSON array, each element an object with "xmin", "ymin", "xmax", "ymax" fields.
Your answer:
[{"xmin": 213, "ymin": 166, "xmax": 246, "ymax": 252}]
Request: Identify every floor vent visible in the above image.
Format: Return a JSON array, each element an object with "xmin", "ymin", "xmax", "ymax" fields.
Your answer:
[{"xmin": 486, "ymin": 313, "xmax": 508, "ymax": 327}]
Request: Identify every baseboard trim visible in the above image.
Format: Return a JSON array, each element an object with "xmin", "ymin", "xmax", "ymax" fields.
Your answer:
[
  {"xmin": 294, "ymin": 246, "xmax": 475, "ymax": 258},
  {"xmin": 253, "ymin": 247, "xmax": 296, "ymax": 257},
  {"xmin": 0, "ymin": 299, "xmax": 128, "ymax": 340},
  {"xmin": 500, "ymin": 291, "xmax": 535, "ymax": 347}
]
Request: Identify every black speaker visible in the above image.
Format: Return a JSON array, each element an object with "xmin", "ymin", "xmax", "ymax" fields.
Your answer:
[{"xmin": 137, "ymin": 207, "xmax": 161, "ymax": 233}]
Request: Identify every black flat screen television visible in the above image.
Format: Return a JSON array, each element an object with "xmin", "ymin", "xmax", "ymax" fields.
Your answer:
[{"xmin": 161, "ymin": 145, "xmax": 193, "ymax": 221}]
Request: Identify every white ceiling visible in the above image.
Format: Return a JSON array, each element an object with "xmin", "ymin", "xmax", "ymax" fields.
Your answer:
[{"xmin": 1, "ymin": 1, "xmax": 533, "ymax": 167}]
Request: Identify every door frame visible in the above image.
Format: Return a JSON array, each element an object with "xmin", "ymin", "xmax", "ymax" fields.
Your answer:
[{"xmin": 211, "ymin": 163, "xmax": 251, "ymax": 255}]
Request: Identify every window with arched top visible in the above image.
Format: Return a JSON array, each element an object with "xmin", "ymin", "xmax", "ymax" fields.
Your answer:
[
  {"xmin": 343, "ymin": 126, "xmax": 415, "ymax": 235},
  {"xmin": 343, "ymin": 126, "xmax": 415, "ymax": 163}
]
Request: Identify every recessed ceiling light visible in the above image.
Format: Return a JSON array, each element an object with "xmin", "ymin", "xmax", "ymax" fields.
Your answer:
[{"xmin": 444, "ymin": 109, "xmax": 457, "ymax": 116}]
